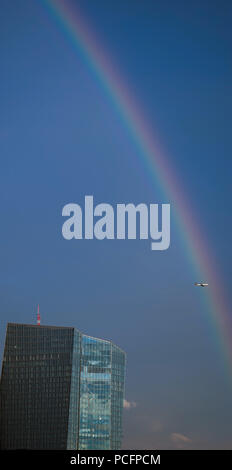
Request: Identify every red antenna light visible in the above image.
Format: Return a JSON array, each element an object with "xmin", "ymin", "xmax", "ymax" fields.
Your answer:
[{"xmin": 37, "ymin": 304, "xmax": 41, "ymax": 325}]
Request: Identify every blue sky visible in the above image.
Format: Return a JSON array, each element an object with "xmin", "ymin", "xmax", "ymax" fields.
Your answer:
[{"xmin": 1, "ymin": 0, "xmax": 232, "ymax": 449}]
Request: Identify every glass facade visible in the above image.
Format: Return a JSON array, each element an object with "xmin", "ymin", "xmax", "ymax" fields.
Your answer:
[
  {"xmin": 79, "ymin": 336, "xmax": 112, "ymax": 450},
  {"xmin": 0, "ymin": 323, "xmax": 81, "ymax": 449},
  {"xmin": 111, "ymin": 344, "xmax": 126, "ymax": 449},
  {"xmin": 0, "ymin": 323, "xmax": 126, "ymax": 450}
]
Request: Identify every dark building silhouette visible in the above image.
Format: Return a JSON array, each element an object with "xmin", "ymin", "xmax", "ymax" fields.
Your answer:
[{"xmin": 0, "ymin": 323, "xmax": 126, "ymax": 449}]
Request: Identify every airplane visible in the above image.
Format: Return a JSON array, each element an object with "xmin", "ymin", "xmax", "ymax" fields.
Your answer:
[{"xmin": 194, "ymin": 282, "xmax": 208, "ymax": 287}]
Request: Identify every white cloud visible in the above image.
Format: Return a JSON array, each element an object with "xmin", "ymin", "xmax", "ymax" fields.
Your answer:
[
  {"xmin": 171, "ymin": 433, "xmax": 192, "ymax": 447},
  {"xmin": 123, "ymin": 399, "xmax": 137, "ymax": 410}
]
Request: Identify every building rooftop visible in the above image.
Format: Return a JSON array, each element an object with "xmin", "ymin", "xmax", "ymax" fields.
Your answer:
[{"xmin": 6, "ymin": 322, "xmax": 126, "ymax": 355}]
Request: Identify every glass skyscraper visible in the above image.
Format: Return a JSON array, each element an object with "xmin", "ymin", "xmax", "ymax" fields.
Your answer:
[{"xmin": 0, "ymin": 323, "xmax": 126, "ymax": 450}]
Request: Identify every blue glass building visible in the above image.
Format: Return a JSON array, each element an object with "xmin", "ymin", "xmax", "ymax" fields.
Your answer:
[{"xmin": 0, "ymin": 323, "xmax": 126, "ymax": 450}]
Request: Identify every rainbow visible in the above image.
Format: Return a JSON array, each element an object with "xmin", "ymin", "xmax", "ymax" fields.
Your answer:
[{"xmin": 41, "ymin": 0, "xmax": 231, "ymax": 375}]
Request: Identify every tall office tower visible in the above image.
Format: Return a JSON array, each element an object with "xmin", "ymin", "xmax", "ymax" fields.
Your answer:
[{"xmin": 0, "ymin": 323, "xmax": 126, "ymax": 450}]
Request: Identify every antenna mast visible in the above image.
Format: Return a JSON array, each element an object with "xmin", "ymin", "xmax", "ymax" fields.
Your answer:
[{"xmin": 37, "ymin": 304, "xmax": 41, "ymax": 325}]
